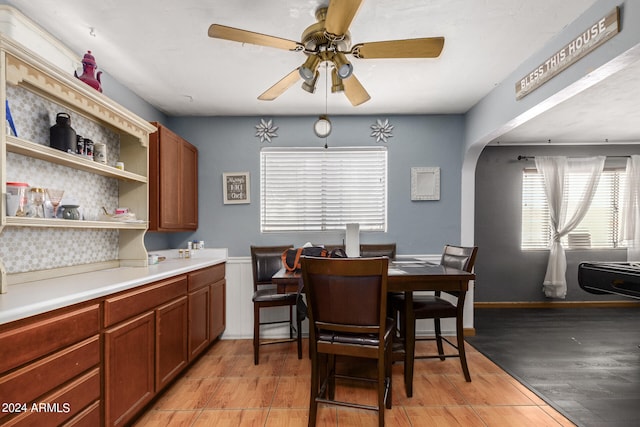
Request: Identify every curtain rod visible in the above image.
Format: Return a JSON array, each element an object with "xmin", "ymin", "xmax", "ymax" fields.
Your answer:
[{"xmin": 517, "ymin": 155, "xmax": 631, "ymax": 161}]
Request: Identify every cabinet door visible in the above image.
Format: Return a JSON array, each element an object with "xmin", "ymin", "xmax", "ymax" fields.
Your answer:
[
  {"xmin": 156, "ymin": 296, "xmax": 188, "ymax": 390},
  {"xmin": 148, "ymin": 122, "xmax": 198, "ymax": 231},
  {"xmin": 181, "ymin": 140, "xmax": 198, "ymax": 230},
  {"xmin": 188, "ymin": 286, "xmax": 210, "ymax": 361},
  {"xmin": 104, "ymin": 312, "xmax": 155, "ymax": 427},
  {"xmin": 158, "ymin": 126, "xmax": 182, "ymax": 229},
  {"xmin": 210, "ymin": 279, "xmax": 226, "ymax": 341}
]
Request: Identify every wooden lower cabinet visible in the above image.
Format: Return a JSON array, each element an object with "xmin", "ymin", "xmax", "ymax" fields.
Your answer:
[
  {"xmin": 188, "ymin": 286, "xmax": 210, "ymax": 361},
  {"xmin": 210, "ymin": 279, "xmax": 226, "ymax": 340},
  {"xmin": 104, "ymin": 263, "xmax": 225, "ymax": 425},
  {"xmin": 156, "ymin": 296, "xmax": 189, "ymax": 390},
  {"xmin": 0, "ymin": 262, "xmax": 225, "ymax": 427},
  {"xmin": 104, "ymin": 312, "xmax": 155, "ymax": 427},
  {"xmin": 0, "ymin": 304, "xmax": 101, "ymax": 427}
]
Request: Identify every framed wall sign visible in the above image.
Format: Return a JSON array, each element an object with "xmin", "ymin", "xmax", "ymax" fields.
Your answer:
[
  {"xmin": 411, "ymin": 167, "xmax": 440, "ymax": 201},
  {"xmin": 223, "ymin": 172, "xmax": 250, "ymax": 204}
]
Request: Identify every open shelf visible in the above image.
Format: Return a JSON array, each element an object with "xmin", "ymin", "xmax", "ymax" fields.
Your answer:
[
  {"xmin": 1, "ymin": 36, "xmax": 155, "ymax": 292},
  {"xmin": 5, "ymin": 216, "xmax": 148, "ymax": 230},
  {"xmin": 6, "ymin": 136, "xmax": 147, "ymax": 183}
]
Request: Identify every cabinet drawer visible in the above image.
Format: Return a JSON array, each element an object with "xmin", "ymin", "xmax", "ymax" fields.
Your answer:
[
  {"xmin": 62, "ymin": 400, "xmax": 100, "ymax": 427},
  {"xmin": 104, "ymin": 275, "xmax": 187, "ymax": 327},
  {"xmin": 0, "ymin": 304, "xmax": 100, "ymax": 373},
  {"xmin": 188, "ymin": 263, "xmax": 225, "ymax": 291},
  {"xmin": 2, "ymin": 367, "xmax": 100, "ymax": 427},
  {"xmin": 0, "ymin": 336, "xmax": 99, "ymax": 409}
]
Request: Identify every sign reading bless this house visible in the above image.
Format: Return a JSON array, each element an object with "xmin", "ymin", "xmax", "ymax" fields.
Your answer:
[{"xmin": 515, "ymin": 7, "xmax": 620, "ymax": 99}]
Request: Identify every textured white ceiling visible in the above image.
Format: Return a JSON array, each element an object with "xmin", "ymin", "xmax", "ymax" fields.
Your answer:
[
  {"xmin": 5, "ymin": 0, "xmax": 638, "ymax": 145},
  {"xmin": 3, "ymin": 1, "xmax": 597, "ymax": 115}
]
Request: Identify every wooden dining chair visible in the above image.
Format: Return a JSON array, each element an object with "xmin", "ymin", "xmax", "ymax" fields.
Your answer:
[
  {"xmin": 301, "ymin": 256, "xmax": 394, "ymax": 427},
  {"xmin": 360, "ymin": 243, "xmax": 396, "ymax": 259},
  {"xmin": 250, "ymin": 245, "xmax": 302, "ymax": 365},
  {"xmin": 391, "ymin": 245, "xmax": 478, "ymax": 381}
]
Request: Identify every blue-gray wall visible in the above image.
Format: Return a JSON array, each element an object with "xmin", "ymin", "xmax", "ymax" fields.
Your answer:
[{"xmin": 163, "ymin": 115, "xmax": 465, "ymax": 257}]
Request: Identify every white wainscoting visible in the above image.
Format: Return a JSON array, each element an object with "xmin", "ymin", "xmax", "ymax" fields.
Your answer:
[{"xmin": 221, "ymin": 255, "xmax": 471, "ymax": 340}]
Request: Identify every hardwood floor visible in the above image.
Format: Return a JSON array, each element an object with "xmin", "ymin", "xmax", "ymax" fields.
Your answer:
[{"xmin": 133, "ymin": 339, "xmax": 575, "ymax": 426}]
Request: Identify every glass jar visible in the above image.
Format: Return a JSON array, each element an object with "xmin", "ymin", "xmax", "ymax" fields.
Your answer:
[{"xmin": 6, "ymin": 182, "xmax": 29, "ymax": 216}]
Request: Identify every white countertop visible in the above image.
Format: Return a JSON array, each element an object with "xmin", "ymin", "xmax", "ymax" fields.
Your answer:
[{"xmin": 0, "ymin": 248, "xmax": 228, "ymax": 325}]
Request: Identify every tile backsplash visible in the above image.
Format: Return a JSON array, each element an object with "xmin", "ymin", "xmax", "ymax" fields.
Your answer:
[{"xmin": 1, "ymin": 85, "xmax": 125, "ymax": 274}]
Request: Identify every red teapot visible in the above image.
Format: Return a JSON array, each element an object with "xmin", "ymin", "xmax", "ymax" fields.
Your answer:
[{"xmin": 74, "ymin": 50, "xmax": 102, "ymax": 92}]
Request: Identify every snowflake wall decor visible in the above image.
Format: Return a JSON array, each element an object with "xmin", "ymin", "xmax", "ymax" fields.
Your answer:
[
  {"xmin": 370, "ymin": 118, "xmax": 393, "ymax": 143},
  {"xmin": 255, "ymin": 118, "xmax": 278, "ymax": 143}
]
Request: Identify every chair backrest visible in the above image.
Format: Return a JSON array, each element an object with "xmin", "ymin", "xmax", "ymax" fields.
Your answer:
[
  {"xmin": 250, "ymin": 245, "xmax": 293, "ymax": 291},
  {"xmin": 301, "ymin": 256, "xmax": 389, "ymax": 340},
  {"xmin": 440, "ymin": 245, "xmax": 478, "ymax": 273},
  {"xmin": 360, "ymin": 243, "xmax": 396, "ymax": 259}
]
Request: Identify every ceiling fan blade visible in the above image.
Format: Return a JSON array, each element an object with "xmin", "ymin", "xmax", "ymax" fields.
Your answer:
[
  {"xmin": 352, "ymin": 37, "xmax": 445, "ymax": 59},
  {"xmin": 258, "ymin": 69, "xmax": 302, "ymax": 101},
  {"xmin": 325, "ymin": 0, "xmax": 363, "ymax": 36},
  {"xmin": 208, "ymin": 24, "xmax": 302, "ymax": 51},
  {"xmin": 342, "ymin": 74, "xmax": 370, "ymax": 106}
]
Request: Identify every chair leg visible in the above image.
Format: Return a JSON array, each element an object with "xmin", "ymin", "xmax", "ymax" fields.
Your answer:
[
  {"xmin": 289, "ymin": 304, "xmax": 294, "ymax": 339},
  {"xmin": 253, "ymin": 304, "xmax": 260, "ymax": 365},
  {"xmin": 456, "ymin": 315, "xmax": 471, "ymax": 382},
  {"xmin": 297, "ymin": 315, "xmax": 303, "ymax": 359},
  {"xmin": 378, "ymin": 354, "xmax": 386, "ymax": 427},
  {"xmin": 397, "ymin": 304, "xmax": 406, "ymax": 341},
  {"xmin": 385, "ymin": 339, "xmax": 393, "ymax": 410},
  {"xmin": 434, "ymin": 318, "xmax": 445, "ymax": 361},
  {"xmin": 328, "ymin": 354, "xmax": 336, "ymax": 400},
  {"xmin": 318, "ymin": 353, "xmax": 328, "ymax": 399},
  {"xmin": 309, "ymin": 347, "xmax": 319, "ymax": 427}
]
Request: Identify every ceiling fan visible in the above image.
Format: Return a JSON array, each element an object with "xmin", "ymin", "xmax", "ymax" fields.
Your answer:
[{"xmin": 207, "ymin": 0, "xmax": 444, "ymax": 106}]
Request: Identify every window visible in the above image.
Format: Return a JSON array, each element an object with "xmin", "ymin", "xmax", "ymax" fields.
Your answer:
[
  {"xmin": 521, "ymin": 167, "xmax": 625, "ymax": 249},
  {"xmin": 260, "ymin": 147, "xmax": 387, "ymax": 232}
]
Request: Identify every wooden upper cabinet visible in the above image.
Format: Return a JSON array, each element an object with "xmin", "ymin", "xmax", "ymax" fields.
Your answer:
[{"xmin": 149, "ymin": 122, "xmax": 198, "ymax": 231}]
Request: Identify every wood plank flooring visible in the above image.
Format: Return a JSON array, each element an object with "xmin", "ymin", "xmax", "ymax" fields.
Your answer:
[{"xmin": 133, "ymin": 339, "xmax": 575, "ymax": 426}]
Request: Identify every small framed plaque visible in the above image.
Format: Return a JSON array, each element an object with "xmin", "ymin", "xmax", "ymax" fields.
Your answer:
[
  {"xmin": 411, "ymin": 167, "xmax": 440, "ymax": 201},
  {"xmin": 223, "ymin": 172, "xmax": 250, "ymax": 204}
]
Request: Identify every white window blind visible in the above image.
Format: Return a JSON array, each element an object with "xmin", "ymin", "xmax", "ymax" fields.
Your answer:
[
  {"xmin": 260, "ymin": 147, "xmax": 387, "ymax": 232},
  {"xmin": 521, "ymin": 168, "xmax": 625, "ymax": 249}
]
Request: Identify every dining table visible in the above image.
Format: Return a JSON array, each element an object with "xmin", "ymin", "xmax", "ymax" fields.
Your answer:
[{"xmin": 271, "ymin": 258, "xmax": 476, "ymax": 397}]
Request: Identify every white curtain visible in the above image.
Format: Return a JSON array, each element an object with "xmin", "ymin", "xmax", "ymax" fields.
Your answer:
[
  {"xmin": 620, "ymin": 155, "xmax": 640, "ymax": 261},
  {"xmin": 535, "ymin": 156, "xmax": 605, "ymax": 298}
]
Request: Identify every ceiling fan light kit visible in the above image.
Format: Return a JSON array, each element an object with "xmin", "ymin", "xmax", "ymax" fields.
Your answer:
[
  {"xmin": 332, "ymin": 52, "xmax": 353, "ymax": 79},
  {"xmin": 300, "ymin": 54, "xmax": 321, "ymax": 81},
  {"xmin": 302, "ymin": 71, "xmax": 320, "ymax": 93},
  {"xmin": 208, "ymin": 0, "xmax": 444, "ymax": 106},
  {"xmin": 331, "ymin": 68, "xmax": 344, "ymax": 93}
]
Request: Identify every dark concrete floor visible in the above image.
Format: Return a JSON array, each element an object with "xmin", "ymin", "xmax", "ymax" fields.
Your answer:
[{"xmin": 467, "ymin": 307, "xmax": 640, "ymax": 427}]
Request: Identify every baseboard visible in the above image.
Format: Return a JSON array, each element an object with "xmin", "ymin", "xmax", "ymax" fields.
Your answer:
[{"xmin": 475, "ymin": 301, "xmax": 640, "ymax": 308}]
